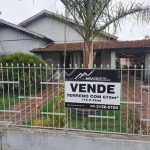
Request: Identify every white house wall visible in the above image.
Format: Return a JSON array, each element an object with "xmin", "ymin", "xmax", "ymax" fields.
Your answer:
[
  {"xmin": 23, "ymin": 16, "xmax": 106, "ymax": 43},
  {"xmin": 0, "ymin": 26, "xmax": 48, "ymax": 55},
  {"xmin": 24, "ymin": 16, "xmax": 83, "ymax": 43}
]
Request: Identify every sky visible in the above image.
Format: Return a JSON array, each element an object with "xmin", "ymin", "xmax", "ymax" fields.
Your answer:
[{"xmin": 0, "ymin": 0, "xmax": 149, "ymax": 41}]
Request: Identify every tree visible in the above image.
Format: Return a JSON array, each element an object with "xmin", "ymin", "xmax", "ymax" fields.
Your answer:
[
  {"xmin": 130, "ymin": 54, "xmax": 144, "ymax": 67},
  {"xmin": 60, "ymin": 0, "xmax": 150, "ymax": 68},
  {"xmin": 0, "ymin": 53, "xmax": 47, "ymax": 94},
  {"xmin": 144, "ymin": 35, "xmax": 149, "ymax": 39}
]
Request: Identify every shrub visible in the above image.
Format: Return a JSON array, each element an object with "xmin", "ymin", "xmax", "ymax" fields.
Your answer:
[
  {"xmin": 0, "ymin": 54, "xmax": 5, "ymax": 60},
  {"xmin": 32, "ymin": 86, "xmax": 65, "ymax": 128},
  {"xmin": 0, "ymin": 53, "xmax": 46, "ymax": 66},
  {"xmin": 0, "ymin": 53, "xmax": 49, "ymax": 95},
  {"xmin": 130, "ymin": 54, "xmax": 144, "ymax": 67}
]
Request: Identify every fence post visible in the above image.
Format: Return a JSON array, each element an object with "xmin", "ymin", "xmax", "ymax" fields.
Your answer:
[{"xmin": 0, "ymin": 131, "xmax": 2, "ymax": 150}]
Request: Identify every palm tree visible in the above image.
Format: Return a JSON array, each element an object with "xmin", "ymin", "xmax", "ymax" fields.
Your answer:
[{"xmin": 60, "ymin": 0, "xmax": 150, "ymax": 68}]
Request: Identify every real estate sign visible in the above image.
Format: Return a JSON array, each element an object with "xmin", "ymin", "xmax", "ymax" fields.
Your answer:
[{"xmin": 65, "ymin": 69, "xmax": 121, "ymax": 110}]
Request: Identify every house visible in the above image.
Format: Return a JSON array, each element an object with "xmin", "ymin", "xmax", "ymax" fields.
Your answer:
[
  {"xmin": 31, "ymin": 39, "xmax": 150, "ymax": 80},
  {"xmin": 18, "ymin": 10, "xmax": 117, "ymax": 68},
  {"xmin": 0, "ymin": 9, "xmax": 117, "ymax": 70},
  {"xmin": 19, "ymin": 10, "xmax": 117, "ymax": 43},
  {"xmin": 31, "ymin": 39, "xmax": 150, "ymax": 67},
  {"xmin": 1, "ymin": 10, "xmax": 150, "ymax": 80},
  {"xmin": 0, "ymin": 19, "xmax": 53, "ymax": 55}
]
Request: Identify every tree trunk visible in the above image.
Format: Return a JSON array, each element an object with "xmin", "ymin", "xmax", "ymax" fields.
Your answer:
[
  {"xmin": 93, "ymin": 52, "xmax": 97, "ymax": 63},
  {"xmin": 88, "ymin": 40, "xmax": 93, "ymax": 68},
  {"xmin": 83, "ymin": 40, "xmax": 93, "ymax": 68},
  {"xmin": 83, "ymin": 42, "xmax": 89, "ymax": 68}
]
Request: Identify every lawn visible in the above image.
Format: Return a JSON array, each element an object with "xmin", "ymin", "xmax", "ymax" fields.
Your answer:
[
  {"xmin": 23, "ymin": 87, "xmax": 136, "ymax": 134},
  {"xmin": 0, "ymin": 93, "xmax": 20, "ymax": 110}
]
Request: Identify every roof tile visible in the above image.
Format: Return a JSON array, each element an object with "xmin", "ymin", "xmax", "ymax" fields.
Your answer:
[{"xmin": 31, "ymin": 39, "xmax": 150, "ymax": 52}]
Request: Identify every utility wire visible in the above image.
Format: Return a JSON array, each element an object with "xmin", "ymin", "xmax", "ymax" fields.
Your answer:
[
  {"xmin": 0, "ymin": 37, "xmax": 113, "ymax": 43},
  {"xmin": 1, "ymin": 38, "xmax": 38, "ymax": 42}
]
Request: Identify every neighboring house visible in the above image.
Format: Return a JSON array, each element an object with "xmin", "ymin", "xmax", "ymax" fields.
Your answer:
[{"xmin": 0, "ymin": 19, "xmax": 53, "ymax": 55}]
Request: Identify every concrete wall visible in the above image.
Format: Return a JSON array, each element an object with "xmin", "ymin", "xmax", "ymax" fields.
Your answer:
[
  {"xmin": 111, "ymin": 51, "xmax": 116, "ymax": 69},
  {"xmin": 1, "ymin": 128, "xmax": 150, "ymax": 150}
]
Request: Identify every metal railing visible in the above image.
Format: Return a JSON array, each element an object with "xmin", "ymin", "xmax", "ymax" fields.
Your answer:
[{"xmin": 0, "ymin": 63, "xmax": 150, "ymax": 135}]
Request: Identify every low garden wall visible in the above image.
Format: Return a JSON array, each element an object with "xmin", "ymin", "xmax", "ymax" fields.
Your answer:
[{"xmin": 1, "ymin": 127, "xmax": 150, "ymax": 150}]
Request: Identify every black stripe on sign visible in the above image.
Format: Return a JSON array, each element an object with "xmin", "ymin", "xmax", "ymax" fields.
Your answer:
[
  {"xmin": 65, "ymin": 102, "xmax": 120, "ymax": 110},
  {"xmin": 65, "ymin": 69, "xmax": 121, "ymax": 82}
]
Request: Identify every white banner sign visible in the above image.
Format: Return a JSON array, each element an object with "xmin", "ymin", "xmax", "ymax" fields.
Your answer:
[{"xmin": 65, "ymin": 69, "xmax": 121, "ymax": 110}]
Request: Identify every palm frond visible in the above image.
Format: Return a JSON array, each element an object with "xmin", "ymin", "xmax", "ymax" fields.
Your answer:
[{"xmin": 61, "ymin": 0, "xmax": 150, "ymax": 40}]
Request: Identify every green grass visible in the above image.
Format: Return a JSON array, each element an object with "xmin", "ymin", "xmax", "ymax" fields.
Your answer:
[
  {"xmin": 0, "ymin": 93, "xmax": 20, "ymax": 110},
  {"xmin": 66, "ymin": 104, "xmax": 131, "ymax": 133},
  {"xmin": 23, "ymin": 89, "xmax": 135, "ymax": 134}
]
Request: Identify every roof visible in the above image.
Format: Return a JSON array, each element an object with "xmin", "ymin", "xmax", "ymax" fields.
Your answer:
[
  {"xmin": 19, "ymin": 10, "xmax": 117, "ymax": 40},
  {"xmin": 0, "ymin": 19, "xmax": 53, "ymax": 42},
  {"xmin": 31, "ymin": 39, "xmax": 150, "ymax": 52}
]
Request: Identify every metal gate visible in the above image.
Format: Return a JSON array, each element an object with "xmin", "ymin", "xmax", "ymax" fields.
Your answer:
[{"xmin": 0, "ymin": 63, "xmax": 150, "ymax": 135}]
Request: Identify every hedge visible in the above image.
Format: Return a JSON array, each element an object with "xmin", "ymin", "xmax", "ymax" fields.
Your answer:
[{"xmin": 0, "ymin": 53, "xmax": 50, "ymax": 95}]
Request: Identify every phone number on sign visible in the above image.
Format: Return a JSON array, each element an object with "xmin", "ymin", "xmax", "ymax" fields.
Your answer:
[{"xmin": 90, "ymin": 104, "xmax": 119, "ymax": 110}]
